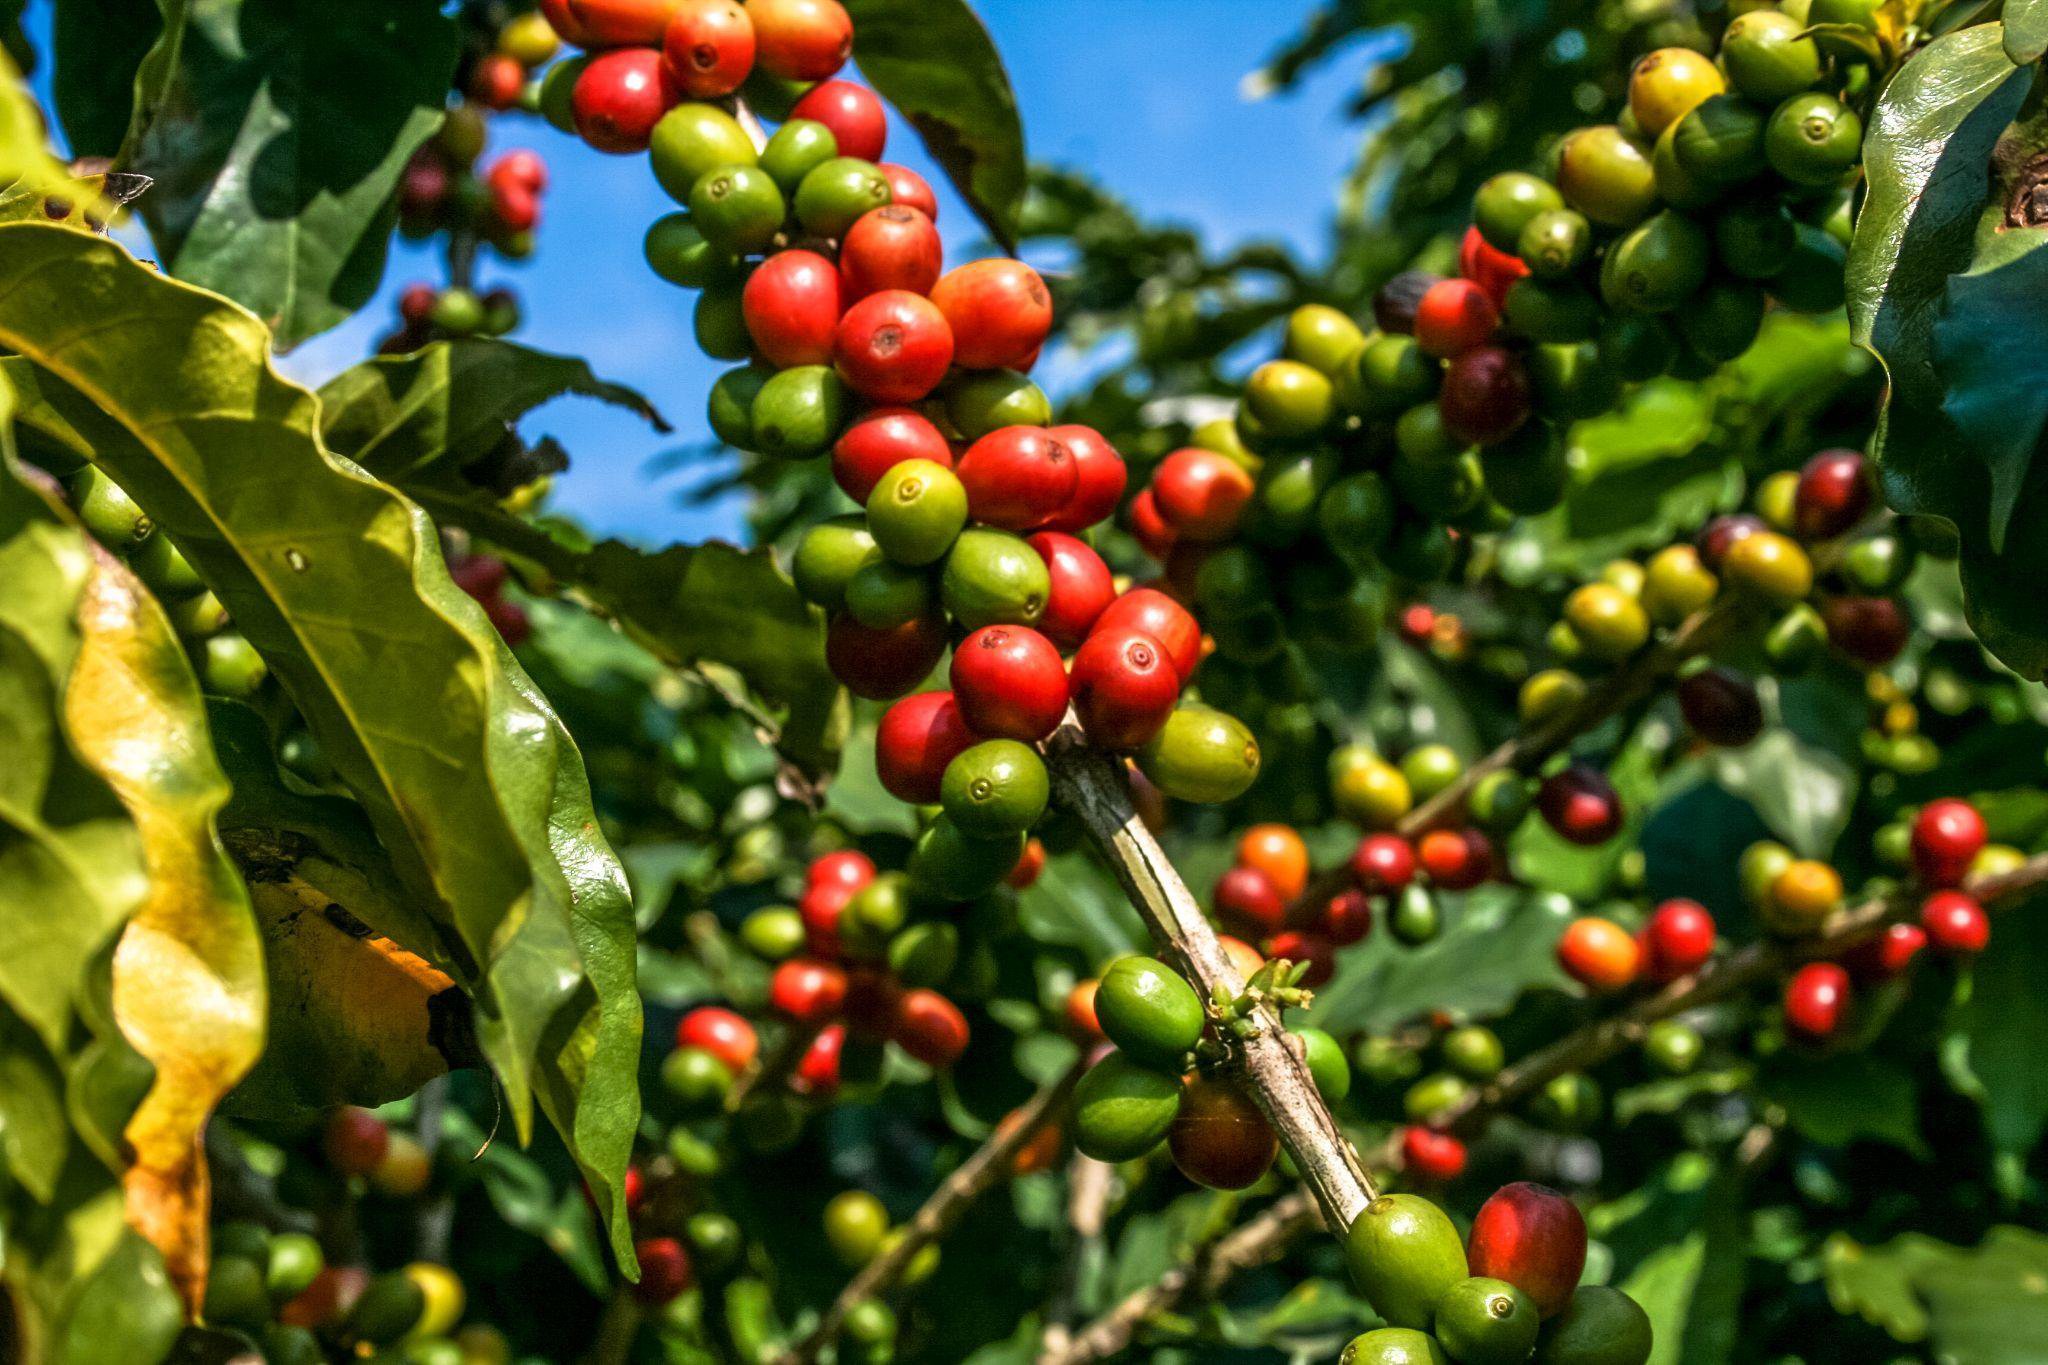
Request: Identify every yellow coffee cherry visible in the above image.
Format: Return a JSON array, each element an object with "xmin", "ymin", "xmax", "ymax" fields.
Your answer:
[
  {"xmin": 1564, "ymin": 582, "xmax": 1651, "ymax": 661},
  {"xmin": 1642, "ymin": 544, "xmax": 1718, "ymax": 626},
  {"xmin": 1629, "ymin": 47, "xmax": 1727, "ymax": 138}
]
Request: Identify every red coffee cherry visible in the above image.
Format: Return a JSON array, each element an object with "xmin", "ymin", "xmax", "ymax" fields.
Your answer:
[
  {"xmin": 1414, "ymin": 277, "xmax": 1501, "ymax": 358},
  {"xmin": 322, "ymin": 1106, "xmax": 390, "ymax": 1176},
  {"xmin": 1696, "ymin": 513, "xmax": 1765, "ymax": 569},
  {"xmin": 950, "ymin": 626, "xmax": 1070, "ymax": 741},
  {"xmin": 491, "ymin": 183, "xmax": 541, "ymax": 233},
  {"xmin": 487, "ymin": 149, "xmax": 548, "ymax": 196},
  {"xmin": 662, "ymin": 0, "xmax": 756, "ymax": 98},
  {"xmin": 1168, "ymin": 1075, "xmax": 1279, "ymax": 1191},
  {"xmin": 1911, "ymin": 798, "xmax": 1986, "ymax": 888},
  {"xmin": 798, "ymin": 881, "xmax": 852, "ymax": 953},
  {"xmin": 399, "ymin": 283, "xmax": 439, "ymax": 326},
  {"xmin": 1819, "ymin": 594, "xmax": 1909, "ymax": 666},
  {"xmin": 1783, "ymin": 962, "xmax": 1851, "ymax": 1040},
  {"xmin": 1419, "ymin": 828, "xmax": 1488, "ymax": 891},
  {"xmin": 930, "ymin": 260, "xmax": 1054, "ymax": 370},
  {"xmin": 675, "ymin": 1006, "xmax": 759, "ymax": 1073},
  {"xmin": 839, "ymin": 206, "xmax": 943, "ymax": 301},
  {"xmin": 1466, "ymin": 1182, "xmax": 1588, "ymax": 1319},
  {"xmin": 1029, "ymin": 531, "xmax": 1116, "ymax": 648},
  {"xmin": 570, "ymin": 0, "xmax": 690, "ymax": 45},
  {"xmin": 1458, "ymin": 224, "xmax": 1530, "ymax": 306},
  {"xmin": 1214, "ymin": 865, "xmax": 1286, "ymax": 935},
  {"xmin": 1920, "ymin": 890, "xmax": 1991, "ymax": 955},
  {"xmin": 1677, "ymin": 667, "xmax": 1764, "ymax": 746},
  {"xmin": 743, "ymin": 249, "xmax": 844, "ymax": 367},
  {"xmin": 809, "ymin": 849, "xmax": 876, "ymax": 891},
  {"xmin": 1350, "ymin": 834, "xmax": 1418, "ymax": 894},
  {"xmin": 1151, "ymin": 447, "xmax": 1256, "ymax": 543},
  {"xmin": 1640, "ymin": 898, "xmax": 1715, "ymax": 982},
  {"xmin": 1262, "ymin": 929, "xmax": 1335, "ymax": 987},
  {"xmin": 1321, "ymin": 888, "xmax": 1375, "ymax": 945},
  {"xmin": 875, "ymin": 690, "xmax": 976, "ymax": 804},
  {"xmin": 1068, "ymin": 628, "xmax": 1181, "ymax": 750},
  {"xmin": 632, "ymin": 1237, "xmax": 695, "ymax": 1305},
  {"xmin": 892, "ymin": 989, "xmax": 970, "ymax": 1068},
  {"xmin": 955, "ymin": 427, "xmax": 1079, "ymax": 530},
  {"xmin": 789, "ymin": 79, "xmax": 886, "ymax": 161},
  {"xmin": 749, "ymin": 0, "xmax": 853, "ymax": 81},
  {"xmin": 1557, "ymin": 916, "xmax": 1641, "ymax": 993},
  {"xmin": 469, "ymin": 52, "xmax": 527, "ymax": 109},
  {"xmin": 833, "ymin": 290, "xmax": 955, "ymax": 404},
  {"xmin": 1844, "ymin": 922, "xmax": 1926, "ymax": 981},
  {"xmin": 1091, "ymin": 588, "xmax": 1201, "ymax": 684},
  {"xmin": 1537, "ymin": 764, "xmax": 1623, "ymax": 845},
  {"xmin": 1438, "ymin": 345, "xmax": 1531, "ymax": 446},
  {"xmin": 794, "ymin": 1023, "xmax": 846, "ymax": 1094},
  {"xmin": 832, "ymin": 407, "xmax": 952, "ymax": 503},
  {"xmin": 770, "ymin": 958, "xmax": 848, "ymax": 1024},
  {"xmin": 572, "ymin": 48, "xmax": 679, "ymax": 154},
  {"xmin": 1125, "ymin": 489, "xmax": 1177, "ymax": 561},
  {"xmin": 879, "ymin": 163, "xmax": 938, "ymax": 220},
  {"xmin": 1008, "ymin": 838, "xmax": 1047, "ymax": 889},
  {"xmin": 1038, "ymin": 425, "xmax": 1128, "ymax": 533},
  {"xmin": 1792, "ymin": 448, "xmax": 1873, "ymax": 541},
  {"xmin": 1401, "ymin": 1126, "xmax": 1468, "ymax": 1182},
  {"xmin": 826, "ymin": 613, "xmax": 948, "ymax": 700}
]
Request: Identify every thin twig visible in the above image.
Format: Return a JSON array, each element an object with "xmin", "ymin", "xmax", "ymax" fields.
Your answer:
[
  {"xmin": 1039, "ymin": 1156, "xmax": 1117, "ymax": 1361},
  {"xmin": 726, "ymin": 1021, "xmax": 817, "ymax": 1114},
  {"xmin": 778, "ymin": 1057, "xmax": 1088, "ymax": 1365}
]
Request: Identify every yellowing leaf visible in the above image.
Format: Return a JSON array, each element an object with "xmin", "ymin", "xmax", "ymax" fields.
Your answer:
[{"xmin": 62, "ymin": 549, "xmax": 263, "ymax": 1316}]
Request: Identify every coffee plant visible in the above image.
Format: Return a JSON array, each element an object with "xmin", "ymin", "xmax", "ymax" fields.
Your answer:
[{"xmin": 3, "ymin": 0, "xmax": 2048, "ymax": 1361}]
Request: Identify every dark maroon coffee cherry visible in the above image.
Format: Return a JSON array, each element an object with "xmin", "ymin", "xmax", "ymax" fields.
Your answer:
[{"xmin": 1677, "ymin": 667, "xmax": 1763, "ymax": 746}]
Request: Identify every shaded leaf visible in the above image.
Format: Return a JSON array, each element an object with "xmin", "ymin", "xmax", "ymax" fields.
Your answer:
[
  {"xmin": 1709, "ymin": 727, "xmax": 1855, "ymax": 858},
  {"xmin": 1597, "ymin": 1155, "xmax": 1749, "ymax": 1365},
  {"xmin": 1760, "ymin": 1051, "xmax": 1927, "ymax": 1156},
  {"xmin": 1931, "ymin": 229, "xmax": 2048, "ymax": 553},
  {"xmin": 1950, "ymin": 889, "xmax": 2048, "ymax": 1160},
  {"xmin": 125, "ymin": 0, "xmax": 458, "ymax": 348},
  {"xmin": 51, "ymin": 0, "xmax": 166, "ymax": 159},
  {"xmin": 1824, "ymin": 1226, "xmax": 2048, "ymax": 1358},
  {"xmin": 1014, "ymin": 848, "xmax": 1147, "ymax": 966},
  {"xmin": 846, "ymin": 0, "xmax": 1027, "ymax": 252},
  {"xmin": 2007, "ymin": 0, "xmax": 2048, "ymax": 64}
]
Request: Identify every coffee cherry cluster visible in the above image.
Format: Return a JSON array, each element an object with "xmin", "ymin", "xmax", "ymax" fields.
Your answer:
[
  {"xmin": 1343, "ymin": 1183, "xmax": 1649, "ymax": 1365},
  {"xmin": 1067, "ymin": 953, "xmax": 1348, "ymax": 1194},
  {"xmin": 1213, "ymin": 823, "xmax": 1352, "ymax": 987}
]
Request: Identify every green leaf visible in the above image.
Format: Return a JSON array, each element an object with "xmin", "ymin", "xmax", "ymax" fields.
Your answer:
[
  {"xmin": 1014, "ymin": 848, "xmax": 1147, "ymax": 965},
  {"xmin": 1760, "ymin": 1051, "xmax": 1927, "ymax": 1156},
  {"xmin": 1597, "ymin": 1156, "xmax": 1749, "ymax": 1365},
  {"xmin": 1709, "ymin": 727, "xmax": 1855, "ymax": 859},
  {"xmin": 124, "ymin": 0, "xmax": 458, "ymax": 348},
  {"xmin": 2007, "ymin": 0, "xmax": 2048, "ymax": 64},
  {"xmin": 1951, "ymin": 890, "xmax": 2048, "ymax": 1160},
  {"xmin": 1931, "ymin": 229, "xmax": 2048, "ymax": 554},
  {"xmin": 0, "ymin": 223, "xmax": 639, "ymax": 1264},
  {"xmin": 51, "ymin": 0, "xmax": 165, "ymax": 159},
  {"xmin": 315, "ymin": 340, "xmax": 668, "ymax": 483},
  {"xmin": 846, "ymin": 0, "xmax": 1027, "ymax": 252},
  {"xmin": 1824, "ymin": 1226, "xmax": 2048, "ymax": 1358}
]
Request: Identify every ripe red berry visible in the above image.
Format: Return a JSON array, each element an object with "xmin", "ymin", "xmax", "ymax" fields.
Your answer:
[
  {"xmin": 839, "ymin": 205, "xmax": 943, "ymax": 301},
  {"xmin": 826, "ymin": 613, "xmax": 948, "ymax": 700},
  {"xmin": 1537, "ymin": 764, "xmax": 1623, "ymax": 845},
  {"xmin": 571, "ymin": 0, "xmax": 690, "ymax": 45},
  {"xmin": 399, "ymin": 283, "xmax": 439, "ymax": 326},
  {"xmin": 809, "ymin": 849, "xmax": 876, "ymax": 891},
  {"xmin": 875, "ymin": 691, "xmax": 976, "ymax": 804},
  {"xmin": 929, "ymin": 260, "xmax": 1054, "ymax": 370},
  {"xmin": 1438, "ymin": 345, "xmax": 1531, "ymax": 446},
  {"xmin": 662, "ymin": 0, "xmax": 756, "ymax": 97},
  {"xmin": 1466, "ymin": 1182, "xmax": 1588, "ymax": 1319},
  {"xmin": 892, "ymin": 989, "xmax": 970, "ymax": 1067},
  {"xmin": 1414, "ymin": 278, "xmax": 1500, "ymax": 358},
  {"xmin": 1321, "ymin": 888, "xmax": 1375, "ymax": 945},
  {"xmin": 1262, "ymin": 929, "xmax": 1336, "ymax": 987},
  {"xmin": 1419, "ymin": 828, "xmax": 1489, "ymax": 891},
  {"xmin": 953, "ymin": 427, "xmax": 1078, "ymax": 531},
  {"xmin": 632, "ymin": 1237, "xmax": 695, "ymax": 1305},
  {"xmin": 1819, "ymin": 594, "xmax": 1909, "ymax": 666},
  {"xmin": 1065, "ymin": 980, "xmax": 1103, "ymax": 1038},
  {"xmin": 1557, "ymin": 916, "xmax": 1641, "ymax": 993},
  {"xmin": 1068, "ymin": 627, "xmax": 1181, "ymax": 751},
  {"xmin": 1008, "ymin": 838, "xmax": 1047, "ymax": 889},
  {"xmin": 1213, "ymin": 865, "xmax": 1286, "ymax": 935},
  {"xmin": 1459, "ymin": 224, "xmax": 1530, "ymax": 306},
  {"xmin": 1028, "ymin": 531, "xmax": 1116, "ymax": 648},
  {"xmin": 795, "ymin": 1023, "xmax": 845, "ymax": 1094},
  {"xmin": 469, "ymin": 52, "xmax": 527, "ymax": 109},
  {"xmin": 789, "ymin": 79, "xmax": 886, "ymax": 161},
  {"xmin": 1350, "ymin": 834, "xmax": 1417, "ymax": 894},
  {"xmin": 878, "ymin": 163, "xmax": 939, "ymax": 220},
  {"xmin": 1911, "ymin": 798, "xmax": 1987, "ymax": 888},
  {"xmin": 832, "ymin": 407, "xmax": 952, "ymax": 503},
  {"xmin": 571, "ymin": 48, "xmax": 679, "ymax": 154},
  {"xmin": 1150, "ymin": 447, "xmax": 1256, "ymax": 543},
  {"xmin": 1920, "ymin": 890, "xmax": 1991, "ymax": 955},
  {"xmin": 1401, "ymin": 1125, "xmax": 1468, "ymax": 1182},
  {"xmin": 748, "ymin": 0, "xmax": 852, "ymax": 80},
  {"xmin": 771, "ymin": 958, "xmax": 848, "ymax": 1024},
  {"xmin": 1677, "ymin": 667, "xmax": 1764, "ymax": 747},
  {"xmin": 1844, "ymin": 922, "xmax": 1926, "ymax": 981},
  {"xmin": 1784, "ymin": 962, "xmax": 1850, "ymax": 1039},
  {"xmin": 1640, "ymin": 898, "xmax": 1715, "ymax": 982},
  {"xmin": 950, "ymin": 626, "xmax": 1069, "ymax": 741},
  {"xmin": 743, "ymin": 249, "xmax": 844, "ymax": 367},
  {"xmin": 833, "ymin": 289, "xmax": 955, "ymax": 403},
  {"xmin": 675, "ymin": 1006, "xmax": 759, "ymax": 1073},
  {"xmin": 1125, "ymin": 488, "xmax": 1177, "ymax": 561},
  {"xmin": 487, "ymin": 149, "xmax": 549, "ymax": 196},
  {"xmin": 322, "ymin": 1106, "xmax": 390, "ymax": 1176},
  {"xmin": 1038, "ymin": 425, "xmax": 1127, "ymax": 533},
  {"xmin": 491, "ymin": 184, "xmax": 541, "ymax": 233},
  {"xmin": 1792, "ymin": 448, "xmax": 1873, "ymax": 541},
  {"xmin": 1091, "ymin": 588, "xmax": 1201, "ymax": 685}
]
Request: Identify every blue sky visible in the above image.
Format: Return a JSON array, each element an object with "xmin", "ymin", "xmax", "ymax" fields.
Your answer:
[{"xmin": 25, "ymin": 1, "xmax": 1380, "ymax": 545}]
